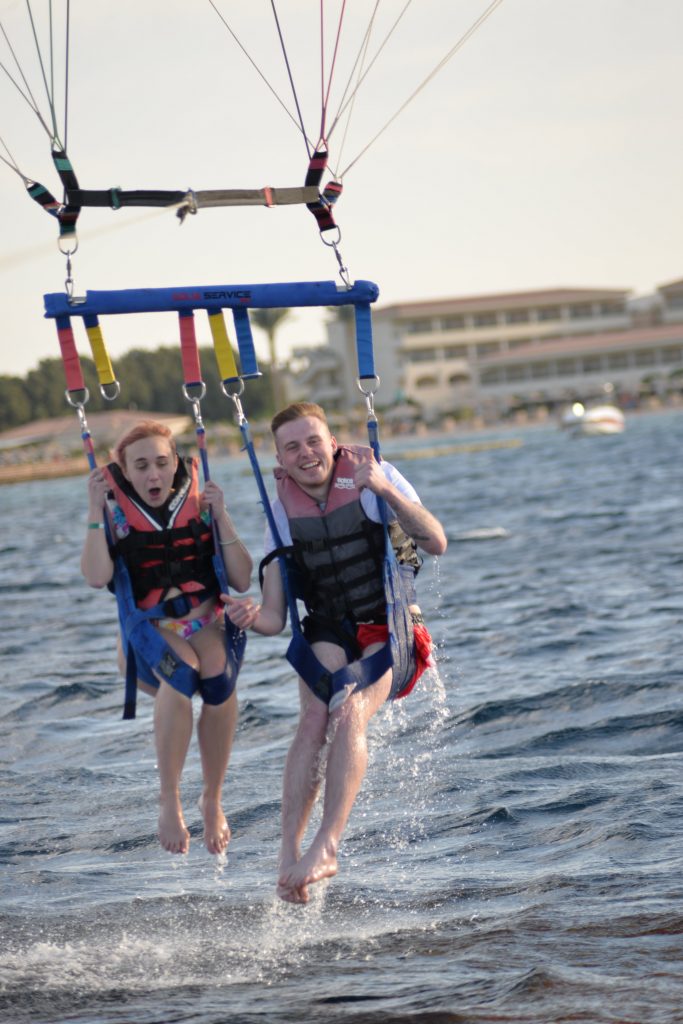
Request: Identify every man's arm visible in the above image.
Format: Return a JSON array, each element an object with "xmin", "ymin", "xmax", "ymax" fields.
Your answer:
[
  {"xmin": 354, "ymin": 459, "xmax": 447, "ymax": 556},
  {"xmin": 222, "ymin": 561, "xmax": 287, "ymax": 635}
]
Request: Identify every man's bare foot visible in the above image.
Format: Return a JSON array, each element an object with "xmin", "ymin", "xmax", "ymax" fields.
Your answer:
[
  {"xmin": 158, "ymin": 794, "xmax": 190, "ymax": 854},
  {"xmin": 199, "ymin": 795, "xmax": 231, "ymax": 855},
  {"xmin": 276, "ymin": 880, "xmax": 309, "ymax": 904},
  {"xmin": 278, "ymin": 836, "xmax": 338, "ymax": 897}
]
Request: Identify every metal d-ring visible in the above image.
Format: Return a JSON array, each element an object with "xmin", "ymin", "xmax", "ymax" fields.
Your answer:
[{"xmin": 100, "ymin": 381, "xmax": 121, "ymax": 401}]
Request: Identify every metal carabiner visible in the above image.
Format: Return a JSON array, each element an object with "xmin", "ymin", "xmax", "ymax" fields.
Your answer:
[
  {"xmin": 320, "ymin": 226, "xmax": 351, "ymax": 288},
  {"xmin": 357, "ymin": 374, "xmax": 381, "ymax": 419}
]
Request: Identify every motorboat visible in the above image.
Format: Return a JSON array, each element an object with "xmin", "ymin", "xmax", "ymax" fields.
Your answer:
[{"xmin": 561, "ymin": 401, "xmax": 625, "ymax": 436}]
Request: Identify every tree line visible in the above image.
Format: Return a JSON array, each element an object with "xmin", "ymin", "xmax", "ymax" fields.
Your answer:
[{"xmin": 0, "ymin": 345, "xmax": 274, "ymax": 433}]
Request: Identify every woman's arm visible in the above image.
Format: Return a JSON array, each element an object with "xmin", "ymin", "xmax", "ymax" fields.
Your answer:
[
  {"xmin": 80, "ymin": 468, "xmax": 115, "ymax": 587},
  {"xmin": 202, "ymin": 479, "xmax": 253, "ymax": 592}
]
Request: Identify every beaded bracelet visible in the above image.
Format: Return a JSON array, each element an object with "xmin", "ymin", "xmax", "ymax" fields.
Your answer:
[{"xmin": 88, "ymin": 522, "xmax": 105, "ymax": 530}]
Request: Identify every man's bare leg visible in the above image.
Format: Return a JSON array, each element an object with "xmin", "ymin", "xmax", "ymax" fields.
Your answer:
[
  {"xmin": 278, "ymin": 644, "xmax": 392, "ymax": 898},
  {"xmin": 277, "ymin": 677, "xmax": 330, "ymax": 903},
  {"xmin": 154, "ymin": 680, "xmax": 193, "ymax": 854},
  {"xmin": 196, "ymin": 689, "xmax": 238, "ymax": 855}
]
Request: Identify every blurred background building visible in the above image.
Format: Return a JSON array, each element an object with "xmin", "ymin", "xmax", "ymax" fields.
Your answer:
[{"xmin": 292, "ymin": 277, "xmax": 683, "ymax": 425}]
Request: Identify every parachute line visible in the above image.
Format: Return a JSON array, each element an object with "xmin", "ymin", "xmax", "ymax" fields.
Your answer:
[
  {"xmin": 326, "ymin": 0, "xmax": 382, "ymax": 178},
  {"xmin": 338, "ymin": 0, "xmax": 506, "ymax": 178},
  {"xmin": 63, "ymin": 0, "xmax": 71, "ymax": 152},
  {"xmin": 319, "ymin": 0, "xmax": 346, "ymax": 143},
  {"xmin": 24, "ymin": 0, "xmax": 60, "ymax": 143},
  {"xmin": 207, "ymin": 0, "xmax": 314, "ymax": 155},
  {"xmin": 269, "ymin": 0, "xmax": 311, "ymax": 159},
  {"xmin": 327, "ymin": 0, "xmax": 413, "ymax": 148},
  {"xmin": 0, "ymin": 21, "xmax": 53, "ymax": 137},
  {"xmin": 0, "ymin": 135, "xmax": 27, "ymax": 179}
]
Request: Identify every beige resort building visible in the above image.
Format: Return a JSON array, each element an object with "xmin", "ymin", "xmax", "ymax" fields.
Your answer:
[{"xmin": 293, "ymin": 277, "xmax": 683, "ymax": 424}]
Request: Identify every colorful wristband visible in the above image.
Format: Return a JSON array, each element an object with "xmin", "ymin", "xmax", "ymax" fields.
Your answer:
[{"xmin": 88, "ymin": 521, "xmax": 105, "ymax": 530}]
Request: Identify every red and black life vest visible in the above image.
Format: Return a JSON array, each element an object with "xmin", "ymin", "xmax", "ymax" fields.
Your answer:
[
  {"xmin": 102, "ymin": 457, "xmax": 216, "ymax": 609},
  {"xmin": 274, "ymin": 445, "xmax": 420, "ymax": 623}
]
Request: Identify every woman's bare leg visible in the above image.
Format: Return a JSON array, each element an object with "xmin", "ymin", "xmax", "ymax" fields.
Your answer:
[
  {"xmin": 196, "ymin": 690, "xmax": 238, "ymax": 854},
  {"xmin": 154, "ymin": 679, "xmax": 194, "ymax": 854}
]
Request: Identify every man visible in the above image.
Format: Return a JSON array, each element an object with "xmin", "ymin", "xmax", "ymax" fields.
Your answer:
[{"xmin": 224, "ymin": 402, "xmax": 447, "ymax": 902}]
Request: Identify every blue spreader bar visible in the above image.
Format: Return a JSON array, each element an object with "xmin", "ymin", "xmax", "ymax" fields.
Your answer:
[{"xmin": 44, "ymin": 280, "xmax": 379, "ymax": 318}]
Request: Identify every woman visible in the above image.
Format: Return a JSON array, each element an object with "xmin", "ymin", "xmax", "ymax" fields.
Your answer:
[{"xmin": 81, "ymin": 420, "xmax": 252, "ymax": 857}]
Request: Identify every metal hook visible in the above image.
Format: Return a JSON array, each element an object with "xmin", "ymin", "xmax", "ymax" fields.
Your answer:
[
  {"xmin": 356, "ymin": 375, "xmax": 381, "ymax": 420},
  {"xmin": 320, "ymin": 226, "xmax": 351, "ymax": 288},
  {"xmin": 227, "ymin": 391, "xmax": 246, "ymax": 426},
  {"xmin": 64, "ymin": 250, "xmax": 74, "ymax": 299}
]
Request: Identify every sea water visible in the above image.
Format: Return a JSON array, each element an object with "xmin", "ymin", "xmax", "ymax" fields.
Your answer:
[{"xmin": 1, "ymin": 412, "xmax": 682, "ymax": 1024}]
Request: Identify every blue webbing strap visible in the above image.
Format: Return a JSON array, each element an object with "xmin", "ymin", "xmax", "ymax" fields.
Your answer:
[
  {"xmin": 112, "ymin": 557, "xmax": 200, "ymax": 720},
  {"xmin": 118, "ymin": 576, "xmax": 247, "ymax": 720},
  {"xmin": 354, "ymin": 302, "xmax": 376, "ymax": 380},
  {"xmin": 231, "ymin": 308, "xmax": 261, "ymax": 380},
  {"xmin": 366, "ymin": 416, "xmax": 416, "ymax": 698},
  {"xmin": 196, "ymin": 442, "xmax": 232, "ymax": 600},
  {"xmin": 238, "ymin": 418, "xmax": 301, "ymax": 633}
]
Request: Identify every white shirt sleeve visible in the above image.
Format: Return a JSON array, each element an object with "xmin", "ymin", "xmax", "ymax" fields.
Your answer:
[{"xmin": 360, "ymin": 460, "xmax": 421, "ymax": 523}]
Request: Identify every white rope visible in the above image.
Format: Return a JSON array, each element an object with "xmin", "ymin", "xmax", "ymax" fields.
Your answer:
[
  {"xmin": 338, "ymin": 0, "xmax": 506, "ymax": 178},
  {"xmin": 24, "ymin": 0, "xmax": 60, "ymax": 142},
  {"xmin": 0, "ymin": 19, "xmax": 53, "ymax": 138}
]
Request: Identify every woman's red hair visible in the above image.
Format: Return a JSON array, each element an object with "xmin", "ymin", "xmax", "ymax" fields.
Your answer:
[{"xmin": 114, "ymin": 420, "xmax": 177, "ymax": 468}]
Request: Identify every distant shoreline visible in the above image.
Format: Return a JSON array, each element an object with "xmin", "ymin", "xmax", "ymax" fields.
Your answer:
[
  {"xmin": 0, "ymin": 457, "xmax": 87, "ymax": 485},
  {"xmin": 2, "ymin": 405, "xmax": 679, "ymax": 486}
]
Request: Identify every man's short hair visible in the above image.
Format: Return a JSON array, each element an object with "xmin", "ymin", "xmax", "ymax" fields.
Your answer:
[{"xmin": 271, "ymin": 402, "xmax": 329, "ymax": 436}]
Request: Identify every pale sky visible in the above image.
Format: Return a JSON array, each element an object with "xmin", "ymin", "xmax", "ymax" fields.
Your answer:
[{"xmin": 1, "ymin": 0, "xmax": 681, "ymax": 378}]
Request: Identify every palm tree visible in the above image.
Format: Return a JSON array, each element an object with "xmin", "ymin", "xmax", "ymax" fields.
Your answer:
[{"xmin": 251, "ymin": 307, "xmax": 292, "ymax": 411}]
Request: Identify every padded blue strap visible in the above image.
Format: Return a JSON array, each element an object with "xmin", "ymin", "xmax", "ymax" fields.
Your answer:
[
  {"xmin": 231, "ymin": 308, "xmax": 261, "ymax": 379},
  {"xmin": 240, "ymin": 420, "xmax": 303, "ymax": 633},
  {"xmin": 286, "ymin": 627, "xmax": 394, "ymax": 706},
  {"xmin": 354, "ymin": 302, "xmax": 376, "ymax": 380}
]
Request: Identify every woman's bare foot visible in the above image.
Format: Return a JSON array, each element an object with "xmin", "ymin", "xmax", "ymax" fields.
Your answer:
[
  {"xmin": 158, "ymin": 794, "xmax": 190, "ymax": 854},
  {"xmin": 199, "ymin": 794, "xmax": 231, "ymax": 855}
]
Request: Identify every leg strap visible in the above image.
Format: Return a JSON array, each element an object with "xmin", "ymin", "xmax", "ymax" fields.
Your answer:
[{"xmin": 199, "ymin": 613, "xmax": 247, "ymax": 705}]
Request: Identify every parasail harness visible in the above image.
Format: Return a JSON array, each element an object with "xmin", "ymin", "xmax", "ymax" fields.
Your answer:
[
  {"xmin": 45, "ymin": 278, "xmax": 417, "ymax": 709},
  {"xmin": 50, "ymin": 292, "xmax": 247, "ymax": 718}
]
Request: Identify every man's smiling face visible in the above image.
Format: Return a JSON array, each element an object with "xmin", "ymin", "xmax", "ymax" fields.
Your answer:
[{"xmin": 274, "ymin": 415, "xmax": 338, "ymax": 500}]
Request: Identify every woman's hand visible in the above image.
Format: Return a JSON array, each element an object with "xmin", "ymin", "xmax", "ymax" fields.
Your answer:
[
  {"xmin": 201, "ymin": 479, "xmax": 226, "ymax": 517},
  {"xmin": 221, "ymin": 594, "xmax": 261, "ymax": 630},
  {"xmin": 87, "ymin": 467, "xmax": 109, "ymax": 518}
]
